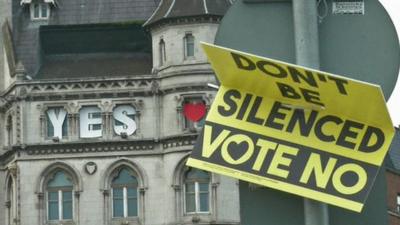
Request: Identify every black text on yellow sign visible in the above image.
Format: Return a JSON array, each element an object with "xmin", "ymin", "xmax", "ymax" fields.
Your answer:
[
  {"xmin": 216, "ymin": 88, "xmax": 385, "ymax": 155},
  {"xmin": 187, "ymin": 43, "xmax": 395, "ymax": 213},
  {"xmin": 196, "ymin": 44, "xmax": 394, "ymax": 166},
  {"xmin": 187, "ymin": 121, "xmax": 377, "ymax": 212},
  {"xmin": 230, "ymin": 52, "xmax": 349, "ymax": 107}
]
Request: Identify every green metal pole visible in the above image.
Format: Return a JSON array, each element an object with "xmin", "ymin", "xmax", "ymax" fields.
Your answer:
[{"xmin": 292, "ymin": 1, "xmax": 330, "ymax": 225}]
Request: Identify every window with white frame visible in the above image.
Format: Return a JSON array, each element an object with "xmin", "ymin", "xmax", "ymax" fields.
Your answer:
[
  {"xmin": 47, "ymin": 170, "xmax": 73, "ymax": 221},
  {"xmin": 30, "ymin": 0, "xmax": 50, "ymax": 20},
  {"xmin": 159, "ymin": 39, "xmax": 166, "ymax": 66},
  {"xmin": 111, "ymin": 167, "xmax": 139, "ymax": 218},
  {"xmin": 184, "ymin": 167, "xmax": 210, "ymax": 213},
  {"xmin": 184, "ymin": 33, "xmax": 195, "ymax": 58}
]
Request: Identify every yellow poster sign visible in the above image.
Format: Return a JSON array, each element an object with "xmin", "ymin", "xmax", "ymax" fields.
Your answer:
[{"xmin": 186, "ymin": 43, "xmax": 395, "ymax": 212}]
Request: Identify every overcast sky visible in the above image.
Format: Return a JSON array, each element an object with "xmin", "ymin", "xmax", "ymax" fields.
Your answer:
[{"xmin": 381, "ymin": 0, "xmax": 400, "ymax": 127}]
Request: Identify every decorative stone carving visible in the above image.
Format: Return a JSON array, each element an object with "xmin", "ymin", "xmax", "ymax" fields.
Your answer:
[
  {"xmin": 162, "ymin": 134, "xmax": 197, "ymax": 149},
  {"xmin": 14, "ymin": 62, "xmax": 26, "ymax": 81},
  {"xmin": 151, "ymin": 80, "xmax": 160, "ymax": 94},
  {"xmin": 7, "ymin": 163, "xmax": 18, "ymax": 178},
  {"xmin": 23, "ymin": 140, "xmax": 156, "ymax": 155},
  {"xmin": 84, "ymin": 162, "xmax": 97, "ymax": 175}
]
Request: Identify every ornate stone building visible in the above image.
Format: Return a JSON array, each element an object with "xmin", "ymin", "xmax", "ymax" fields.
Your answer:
[{"xmin": 0, "ymin": 0, "xmax": 240, "ymax": 225}]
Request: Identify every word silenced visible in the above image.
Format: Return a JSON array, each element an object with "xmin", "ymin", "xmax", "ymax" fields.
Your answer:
[{"xmin": 217, "ymin": 89, "xmax": 384, "ymax": 153}]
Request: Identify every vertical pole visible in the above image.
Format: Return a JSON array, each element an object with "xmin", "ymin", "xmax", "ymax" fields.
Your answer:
[{"xmin": 292, "ymin": 1, "xmax": 330, "ymax": 225}]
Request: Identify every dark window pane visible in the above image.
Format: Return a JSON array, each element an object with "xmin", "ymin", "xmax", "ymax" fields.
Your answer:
[
  {"xmin": 127, "ymin": 187, "xmax": 137, "ymax": 198},
  {"xmin": 89, "ymin": 112, "xmax": 101, "ymax": 119},
  {"xmin": 91, "ymin": 124, "xmax": 102, "ymax": 130},
  {"xmin": 62, "ymin": 191, "xmax": 72, "ymax": 220},
  {"xmin": 48, "ymin": 201, "xmax": 59, "ymax": 220},
  {"xmin": 62, "ymin": 200, "xmax": 73, "ymax": 219},
  {"xmin": 186, "ymin": 168, "xmax": 210, "ymax": 180},
  {"xmin": 47, "ymin": 171, "xmax": 73, "ymax": 188},
  {"xmin": 199, "ymin": 193, "xmax": 209, "ymax": 212},
  {"xmin": 113, "ymin": 199, "xmax": 124, "ymax": 217},
  {"xmin": 185, "ymin": 34, "xmax": 195, "ymax": 57},
  {"xmin": 41, "ymin": 4, "xmax": 47, "ymax": 17},
  {"xmin": 48, "ymin": 191, "xmax": 58, "ymax": 201},
  {"xmin": 127, "ymin": 198, "xmax": 137, "ymax": 217},
  {"xmin": 62, "ymin": 118, "xmax": 68, "ymax": 137},
  {"xmin": 113, "ymin": 188, "xmax": 124, "ymax": 217},
  {"xmin": 62, "ymin": 191, "xmax": 73, "ymax": 219},
  {"xmin": 62, "ymin": 191, "xmax": 72, "ymax": 201},
  {"xmin": 47, "ymin": 114, "xmax": 54, "ymax": 137},
  {"xmin": 112, "ymin": 168, "xmax": 137, "ymax": 186},
  {"xmin": 187, "ymin": 43, "xmax": 194, "ymax": 57},
  {"xmin": 185, "ymin": 183, "xmax": 195, "ymax": 193},
  {"xmin": 113, "ymin": 188, "xmax": 123, "ymax": 198},
  {"xmin": 185, "ymin": 193, "xmax": 196, "ymax": 213},
  {"xmin": 199, "ymin": 183, "xmax": 209, "ymax": 192},
  {"xmin": 34, "ymin": 4, "xmax": 40, "ymax": 18},
  {"xmin": 159, "ymin": 40, "xmax": 165, "ymax": 65}
]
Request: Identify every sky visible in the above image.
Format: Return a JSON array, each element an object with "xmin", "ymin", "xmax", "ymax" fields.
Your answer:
[{"xmin": 381, "ymin": 0, "xmax": 400, "ymax": 127}]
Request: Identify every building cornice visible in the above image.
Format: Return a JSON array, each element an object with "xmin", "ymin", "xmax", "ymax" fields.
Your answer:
[
  {"xmin": 3, "ymin": 133, "xmax": 198, "ymax": 157},
  {"xmin": 0, "ymin": 71, "xmax": 216, "ymax": 112}
]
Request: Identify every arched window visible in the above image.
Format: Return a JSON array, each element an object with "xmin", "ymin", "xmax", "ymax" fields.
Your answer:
[
  {"xmin": 111, "ymin": 167, "xmax": 139, "ymax": 218},
  {"xmin": 6, "ymin": 177, "xmax": 15, "ymax": 225},
  {"xmin": 184, "ymin": 167, "xmax": 210, "ymax": 213},
  {"xmin": 46, "ymin": 170, "xmax": 73, "ymax": 221},
  {"xmin": 159, "ymin": 39, "xmax": 166, "ymax": 66},
  {"xmin": 184, "ymin": 33, "xmax": 195, "ymax": 58}
]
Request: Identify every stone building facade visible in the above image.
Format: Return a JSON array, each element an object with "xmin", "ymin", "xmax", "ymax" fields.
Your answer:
[{"xmin": 0, "ymin": 1, "xmax": 240, "ymax": 225}]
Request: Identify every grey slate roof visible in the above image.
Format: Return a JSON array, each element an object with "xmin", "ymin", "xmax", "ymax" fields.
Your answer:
[
  {"xmin": 35, "ymin": 23, "xmax": 152, "ymax": 79},
  {"xmin": 36, "ymin": 53, "xmax": 152, "ymax": 79},
  {"xmin": 144, "ymin": 0, "xmax": 231, "ymax": 27},
  {"xmin": 12, "ymin": 0, "xmax": 160, "ymax": 76},
  {"xmin": 386, "ymin": 127, "xmax": 400, "ymax": 173}
]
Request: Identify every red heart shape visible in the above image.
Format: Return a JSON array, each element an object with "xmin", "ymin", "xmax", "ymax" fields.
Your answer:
[{"xmin": 183, "ymin": 103, "xmax": 206, "ymax": 122}]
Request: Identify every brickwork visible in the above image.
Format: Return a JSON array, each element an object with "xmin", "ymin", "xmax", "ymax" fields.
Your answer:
[{"xmin": 387, "ymin": 170, "xmax": 400, "ymax": 225}]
